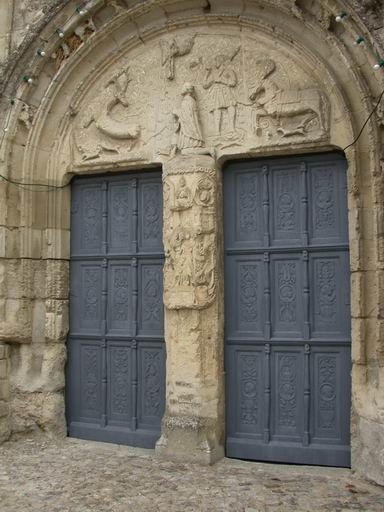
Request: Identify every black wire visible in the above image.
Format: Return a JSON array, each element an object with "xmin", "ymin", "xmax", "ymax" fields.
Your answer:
[
  {"xmin": 343, "ymin": 87, "xmax": 384, "ymax": 151},
  {"xmin": 0, "ymin": 173, "xmax": 70, "ymax": 192}
]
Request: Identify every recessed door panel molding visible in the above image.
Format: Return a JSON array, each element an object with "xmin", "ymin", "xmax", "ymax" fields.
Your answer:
[
  {"xmin": 224, "ymin": 153, "xmax": 351, "ymax": 467},
  {"xmin": 67, "ymin": 171, "xmax": 165, "ymax": 448}
]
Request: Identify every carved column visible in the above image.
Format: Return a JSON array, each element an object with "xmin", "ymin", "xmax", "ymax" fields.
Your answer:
[{"xmin": 156, "ymin": 155, "xmax": 224, "ymax": 464}]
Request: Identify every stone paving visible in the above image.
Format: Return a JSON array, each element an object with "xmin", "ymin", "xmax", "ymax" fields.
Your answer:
[{"xmin": 0, "ymin": 435, "xmax": 383, "ymax": 512}]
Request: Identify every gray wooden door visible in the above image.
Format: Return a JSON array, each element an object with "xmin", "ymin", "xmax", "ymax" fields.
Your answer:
[
  {"xmin": 66, "ymin": 171, "xmax": 165, "ymax": 447},
  {"xmin": 224, "ymin": 153, "xmax": 351, "ymax": 467}
]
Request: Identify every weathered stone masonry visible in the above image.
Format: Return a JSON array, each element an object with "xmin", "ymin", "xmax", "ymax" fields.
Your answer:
[{"xmin": 0, "ymin": 0, "xmax": 383, "ymax": 486}]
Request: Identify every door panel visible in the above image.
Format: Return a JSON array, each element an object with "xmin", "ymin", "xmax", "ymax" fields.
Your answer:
[
  {"xmin": 224, "ymin": 153, "xmax": 351, "ymax": 467},
  {"xmin": 67, "ymin": 171, "xmax": 165, "ymax": 448}
]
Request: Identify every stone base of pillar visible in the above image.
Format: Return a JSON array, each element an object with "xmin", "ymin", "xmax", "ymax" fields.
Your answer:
[{"xmin": 155, "ymin": 415, "xmax": 225, "ymax": 465}]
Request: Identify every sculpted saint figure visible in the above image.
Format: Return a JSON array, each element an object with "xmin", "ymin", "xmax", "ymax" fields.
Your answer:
[
  {"xmin": 172, "ymin": 83, "xmax": 205, "ymax": 155},
  {"xmin": 173, "ymin": 176, "xmax": 193, "ymax": 210},
  {"xmin": 203, "ymin": 54, "xmax": 238, "ymax": 136}
]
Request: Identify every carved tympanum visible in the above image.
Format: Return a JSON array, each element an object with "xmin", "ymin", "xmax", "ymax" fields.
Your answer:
[{"xmin": 68, "ymin": 31, "xmax": 331, "ymax": 169}]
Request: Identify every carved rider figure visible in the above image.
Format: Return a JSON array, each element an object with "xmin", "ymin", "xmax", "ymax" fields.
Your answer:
[
  {"xmin": 248, "ymin": 59, "xmax": 280, "ymax": 135},
  {"xmin": 203, "ymin": 54, "xmax": 238, "ymax": 136},
  {"xmin": 249, "ymin": 59, "xmax": 327, "ymax": 137}
]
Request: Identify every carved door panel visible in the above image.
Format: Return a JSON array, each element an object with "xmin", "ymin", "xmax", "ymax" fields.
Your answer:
[
  {"xmin": 67, "ymin": 171, "xmax": 165, "ymax": 447},
  {"xmin": 224, "ymin": 153, "xmax": 351, "ymax": 467}
]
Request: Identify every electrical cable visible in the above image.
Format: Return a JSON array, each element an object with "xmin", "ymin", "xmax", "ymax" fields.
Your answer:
[{"xmin": 343, "ymin": 88, "xmax": 384, "ymax": 151}]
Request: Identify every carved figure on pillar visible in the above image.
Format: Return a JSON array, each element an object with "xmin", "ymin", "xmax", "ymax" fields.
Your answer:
[
  {"xmin": 163, "ymin": 157, "xmax": 218, "ymax": 309},
  {"xmin": 173, "ymin": 176, "xmax": 193, "ymax": 211}
]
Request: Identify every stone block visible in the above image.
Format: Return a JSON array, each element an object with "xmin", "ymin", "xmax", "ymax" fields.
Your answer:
[
  {"xmin": 0, "ymin": 344, "xmax": 9, "ymax": 359},
  {"xmin": 156, "ymin": 414, "xmax": 224, "ymax": 465},
  {"xmin": 0, "ymin": 359, "xmax": 7, "ymax": 379},
  {"xmin": 0, "ymin": 380, "xmax": 9, "ymax": 400},
  {"xmin": 32, "ymin": 301, "xmax": 46, "ymax": 343},
  {"xmin": 0, "ymin": 417, "xmax": 10, "ymax": 443},
  {"xmin": 350, "ymin": 272, "xmax": 364, "ymax": 318},
  {"xmin": 351, "ymin": 318, "xmax": 366, "ymax": 364},
  {"xmin": 352, "ymin": 416, "xmax": 384, "ymax": 486},
  {"xmin": 11, "ymin": 342, "xmax": 66, "ymax": 393},
  {"xmin": 45, "ymin": 261, "xmax": 69, "ymax": 299},
  {"xmin": 0, "ymin": 226, "xmax": 20, "ymax": 259},
  {"xmin": 0, "ymin": 401, "xmax": 9, "ymax": 418},
  {"xmin": 42, "ymin": 229, "xmax": 70, "ymax": 260},
  {"xmin": 0, "ymin": 298, "xmax": 32, "ymax": 343},
  {"xmin": 9, "ymin": 391, "xmax": 66, "ymax": 437},
  {"xmin": 44, "ymin": 300, "xmax": 69, "ymax": 343}
]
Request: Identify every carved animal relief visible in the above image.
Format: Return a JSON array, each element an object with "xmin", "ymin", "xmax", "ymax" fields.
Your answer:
[
  {"xmin": 73, "ymin": 67, "xmax": 141, "ymax": 165},
  {"xmin": 246, "ymin": 58, "xmax": 328, "ymax": 145}
]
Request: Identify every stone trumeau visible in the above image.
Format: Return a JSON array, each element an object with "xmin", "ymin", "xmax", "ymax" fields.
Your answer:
[{"xmin": 0, "ymin": 0, "xmax": 383, "ymax": 486}]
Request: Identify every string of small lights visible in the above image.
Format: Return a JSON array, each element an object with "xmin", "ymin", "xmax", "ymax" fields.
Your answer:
[{"xmin": 0, "ymin": 7, "xmax": 383, "ymax": 192}]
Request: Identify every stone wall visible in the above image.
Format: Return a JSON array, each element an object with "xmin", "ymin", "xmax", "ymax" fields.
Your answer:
[{"xmin": 0, "ymin": 0, "xmax": 383, "ymax": 487}]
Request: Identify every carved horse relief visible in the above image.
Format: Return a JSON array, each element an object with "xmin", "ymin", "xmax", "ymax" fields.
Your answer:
[{"xmin": 248, "ymin": 59, "xmax": 329, "ymax": 141}]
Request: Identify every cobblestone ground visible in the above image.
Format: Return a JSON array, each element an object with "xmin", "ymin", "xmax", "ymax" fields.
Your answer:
[{"xmin": 0, "ymin": 436, "xmax": 383, "ymax": 512}]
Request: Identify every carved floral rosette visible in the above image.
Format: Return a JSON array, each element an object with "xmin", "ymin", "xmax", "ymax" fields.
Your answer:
[{"xmin": 163, "ymin": 160, "xmax": 217, "ymax": 310}]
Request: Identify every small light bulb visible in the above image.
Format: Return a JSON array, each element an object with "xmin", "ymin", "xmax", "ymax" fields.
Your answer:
[
  {"xmin": 373, "ymin": 59, "xmax": 384, "ymax": 70},
  {"xmin": 335, "ymin": 12, "xmax": 347, "ymax": 22},
  {"xmin": 3, "ymin": 127, "xmax": 8, "ymax": 133},
  {"xmin": 353, "ymin": 36, "xmax": 364, "ymax": 46},
  {"xmin": 56, "ymin": 29, "xmax": 65, "ymax": 38},
  {"xmin": 37, "ymin": 48, "xmax": 46, "ymax": 56},
  {"xmin": 23, "ymin": 75, "xmax": 33, "ymax": 84},
  {"xmin": 76, "ymin": 6, "xmax": 87, "ymax": 15}
]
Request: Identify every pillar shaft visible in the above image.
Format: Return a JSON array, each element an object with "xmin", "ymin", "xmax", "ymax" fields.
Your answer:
[{"xmin": 156, "ymin": 155, "xmax": 224, "ymax": 464}]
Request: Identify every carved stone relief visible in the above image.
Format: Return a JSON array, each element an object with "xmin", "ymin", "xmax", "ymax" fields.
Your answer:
[
  {"xmin": 160, "ymin": 36, "xmax": 196, "ymax": 80},
  {"xmin": 52, "ymin": 19, "xmax": 96, "ymax": 72},
  {"xmin": 69, "ymin": 29, "xmax": 330, "ymax": 168},
  {"xmin": 72, "ymin": 67, "xmax": 141, "ymax": 165},
  {"xmin": 247, "ymin": 58, "xmax": 328, "ymax": 142},
  {"xmin": 19, "ymin": 0, "xmax": 44, "ymax": 27},
  {"xmin": 18, "ymin": 104, "xmax": 35, "ymax": 130},
  {"xmin": 201, "ymin": 46, "xmax": 240, "ymax": 138},
  {"xmin": 171, "ymin": 83, "xmax": 212, "ymax": 157},
  {"xmin": 163, "ymin": 158, "xmax": 217, "ymax": 310}
]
